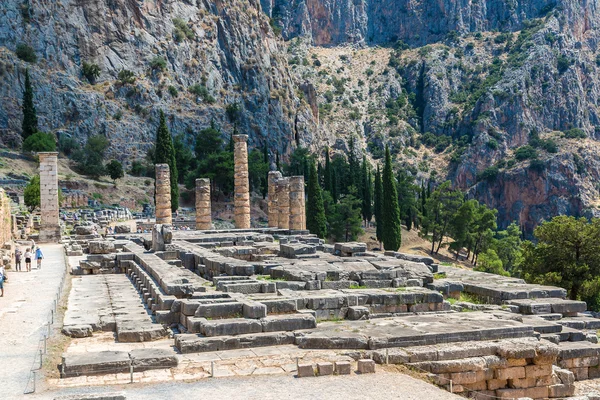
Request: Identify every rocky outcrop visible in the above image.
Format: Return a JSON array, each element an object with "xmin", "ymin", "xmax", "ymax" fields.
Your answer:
[
  {"xmin": 0, "ymin": 0, "xmax": 317, "ymax": 161},
  {"xmin": 266, "ymin": 0, "xmax": 560, "ymax": 46}
]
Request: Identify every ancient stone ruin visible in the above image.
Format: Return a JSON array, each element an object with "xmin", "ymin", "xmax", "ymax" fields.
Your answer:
[
  {"xmin": 195, "ymin": 178, "xmax": 211, "ymax": 230},
  {"xmin": 38, "ymin": 152, "xmax": 61, "ymax": 242},
  {"xmin": 233, "ymin": 134, "xmax": 251, "ymax": 229}
]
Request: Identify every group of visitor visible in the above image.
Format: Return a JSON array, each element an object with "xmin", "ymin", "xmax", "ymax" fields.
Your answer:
[{"xmin": 0, "ymin": 244, "xmax": 44, "ymax": 297}]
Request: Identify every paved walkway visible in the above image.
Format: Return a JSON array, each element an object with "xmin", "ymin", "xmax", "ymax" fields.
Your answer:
[
  {"xmin": 0, "ymin": 244, "xmax": 66, "ymax": 398},
  {"xmin": 44, "ymin": 370, "xmax": 461, "ymax": 400}
]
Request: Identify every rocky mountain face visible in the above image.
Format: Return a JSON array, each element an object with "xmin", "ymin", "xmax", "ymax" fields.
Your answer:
[
  {"xmin": 280, "ymin": 0, "xmax": 600, "ymax": 234},
  {"xmin": 2, "ymin": 0, "xmax": 600, "ymax": 233},
  {"xmin": 263, "ymin": 0, "xmax": 558, "ymax": 46},
  {"xmin": 0, "ymin": 0, "xmax": 316, "ymax": 161}
]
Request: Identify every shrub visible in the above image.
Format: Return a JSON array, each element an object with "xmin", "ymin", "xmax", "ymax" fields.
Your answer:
[
  {"xmin": 540, "ymin": 139, "xmax": 558, "ymax": 153},
  {"xmin": 173, "ymin": 18, "xmax": 194, "ymax": 42},
  {"xmin": 168, "ymin": 85, "xmax": 178, "ymax": 97},
  {"xmin": 529, "ymin": 159, "xmax": 546, "ymax": 172},
  {"xmin": 487, "ymin": 139, "xmax": 499, "ymax": 150},
  {"xmin": 226, "ymin": 102, "xmax": 241, "ymax": 121},
  {"xmin": 106, "ymin": 160, "xmax": 124, "ymax": 182},
  {"xmin": 149, "ymin": 56, "xmax": 167, "ymax": 71},
  {"xmin": 118, "ymin": 69, "xmax": 136, "ymax": 85},
  {"xmin": 16, "ymin": 43, "xmax": 37, "ymax": 63},
  {"xmin": 477, "ymin": 166, "xmax": 499, "ymax": 182},
  {"xmin": 557, "ymin": 54, "xmax": 572, "ymax": 74},
  {"xmin": 189, "ymin": 84, "xmax": 216, "ymax": 103},
  {"xmin": 514, "ymin": 145, "xmax": 538, "ymax": 161},
  {"xmin": 58, "ymin": 135, "xmax": 78, "ymax": 156},
  {"xmin": 564, "ymin": 128, "xmax": 586, "ymax": 139},
  {"xmin": 82, "ymin": 62, "xmax": 100, "ymax": 83},
  {"xmin": 130, "ymin": 160, "xmax": 146, "ymax": 177},
  {"xmin": 22, "ymin": 131, "xmax": 56, "ymax": 152}
]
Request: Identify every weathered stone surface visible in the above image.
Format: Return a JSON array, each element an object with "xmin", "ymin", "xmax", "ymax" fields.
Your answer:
[
  {"xmin": 61, "ymin": 351, "xmax": 130, "ymax": 378},
  {"xmin": 114, "ymin": 224, "xmax": 131, "ymax": 234},
  {"xmin": 88, "ymin": 241, "xmax": 116, "ymax": 254},
  {"xmin": 317, "ymin": 362, "xmax": 334, "ymax": 376},
  {"xmin": 335, "ymin": 361, "xmax": 352, "ymax": 375},
  {"xmin": 357, "ymin": 359, "xmax": 375, "ymax": 373},
  {"xmin": 61, "ymin": 324, "xmax": 93, "ymax": 338},
  {"xmin": 297, "ymin": 363, "xmax": 315, "ymax": 377}
]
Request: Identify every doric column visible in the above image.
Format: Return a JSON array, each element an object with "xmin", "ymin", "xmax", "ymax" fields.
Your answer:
[
  {"xmin": 233, "ymin": 134, "xmax": 251, "ymax": 229},
  {"xmin": 268, "ymin": 171, "xmax": 282, "ymax": 228},
  {"xmin": 38, "ymin": 152, "xmax": 61, "ymax": 242},
  {"xmin": 155, "ymin": 164, "xmax": 172, "ymax": 225},
  {"xmin": 195, "ymin": 178, "xmax": 212, "ymax": 230},
  {"xmin": 276, "ymin": 177, "xmax": 290, "ymax": 229},
  {"xmin": 289, "ymin": 176, "xmax": 305, "ymax": 231}
]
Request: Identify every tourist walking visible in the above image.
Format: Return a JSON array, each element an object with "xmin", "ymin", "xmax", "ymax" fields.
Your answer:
[
  {"xmin": 14, "ymin": 248, "xmax": 22, "ymax": 272},
  {"xmin": 24, "ymin": 248, "xmax": 32, "ymax": 272},
  {"xmin": 0, "ymin": 264, "xmax": 7, "ymax": 297},
  {"xmin": 35, "ymin": 247, "xmax": 44, "ymax": 270}
]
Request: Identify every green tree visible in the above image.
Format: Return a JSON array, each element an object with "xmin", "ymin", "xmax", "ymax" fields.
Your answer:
[
  {"xmin": 248, "ymin": 148, "xmax": 268, "ymax": 195},
  {"xmin": 22, "ymin": 132, "xmax": 56, "ymax": 152},
  {"xmin": 381, "ymin": 145, "xmax": 402, "ymax": 250},
  {"xmin": 474, "ymin": 249, "xmax": 509, "ymax": 276},
  {"xmin": 521, "ymin": 216, "xmax": 600, "ymax": 300},
  {"xmin": 74, "ymin": 135, "xmax": 109, "ymax": 179},
  {"xmin": 154, "ymin": 110, "xmax": 179, "ymax": 211},
  {"xmin": 306, "ymin": 162, "xmax": 327, "ymax": 238},
  {"xmin": 448, "ymin": 199, "xmax": 477, "ymax": 259},
  {"xmin": 397, "ymin": 169, "xmax": 418, "ymax": 230},
  {"xmin": 421, "ymin": 181, "xmax": 463, "ymax": 254},
  {"xmin": 22, "ymin": 69, "xmax": 38, "ymax": 140},
  {"xmin": 262, "ymin": 143, "xmax": 269, "ymax": 199},
  {"xmin": 284, "ymin": 147, "xmax": 313, "ymax": 180},
  {"xmin": 493, "ymin": 222, "xmax": 523, "ymax": 274},
  {"xmin": 106, "ymin": 160, "xmax": 124, "ymax": 183},
  {"xmin": 173, "ymin": 134, "xmax": 194, "ymax": 184},
  {"xmin": 373, "ymin": 164, "xmax": 383, "ymax": 245},
  {"xmin": 82, "ymin": 62, "xmax": 101, "ymax": 83},
  {"xmin": 24, "ymin": 174, "xmax": 40, "ymax": 211},
  {"xmin": 361, "ymin": 156, "xmax": 372, "ymax": 224},
  {"xmin": 323, "ymin": 147, "xmax": 332, "ymax": 193},
  {"xmin": 329, "ymin": 194, "xmax": 363, "ymax": 242}
]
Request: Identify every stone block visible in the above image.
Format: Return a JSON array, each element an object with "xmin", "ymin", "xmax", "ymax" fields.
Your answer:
[
  {"xmin": 487, "ymin": 379, "xmax": 508, "ymax": 390},
  {"xmin": 335, "ymin": 361, "xmax": 352, "ymax": 375},
  {"xmin": 449, "ymin": 371, "xmax": 478, "ymax": 385},
  {"xmin": 243, "ymin": 301, "xmax": 267, "ymax": 319},
  {"xmin": 357, "ymin": 359, "xmax": 375, "ymax": 374},
  {"xmin": 260, "ymin": 314, "xmax": 317, "ymax": 332},
  {"xmin": 523, "ymin": 386, "xmax": 548, "ymax": 399},
  {"xmin": 525, "ymin": 363, "xmax": 552, "ymax": 378},
  {"xmin": 347, "ymin": 306, "xmax": 370, "ymax": 320},
  {"xmin": 89, "ymin": 241, "xmax": 116, "ymax": 254},
  {"xmin": 496, "ymin": 366, "xmax": 526, "ymax": 380},
  {"xmin": 548, "ymin": 383, "xmax": 575, "ymax": 398},
  {"xmin": 495, "ymin": 388, "xmax": 524, "ymax": 399},
  {"xmin": 508, "ymin": 377, "xmax": 536, "ymax": 389},
  {"xmin": 297, "ymin": 363, "xmax": 315, "ymax": 377},
  {"xmin": 572, "ymin": 366, "xmax": 589, "ymax": 380},
  {"xmin": 317, "ymin": 362, "xmax": 334, "ymax": 376}
]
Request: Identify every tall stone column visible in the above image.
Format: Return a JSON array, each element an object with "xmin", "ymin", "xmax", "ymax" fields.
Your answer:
[
  {"xmin": 268, "ymin": 171, "xmax": 282, "ymax": 228},
  {"xmin": 38, "ymin": 152, "xmax": 61, "ymax": 242},
  {"xmin": 195, "ymin": 178, "xmax": 212, "ymax": 230},
  {"xmin": 233, "ymin": 134, "xmax": 251, "ymax": 229},
  {"xmin": 289, "ymin": 176, "xmax": 305, "ymax": 231},
  {"xmin": 276, "ymin": 177, "xmax": 290, "ymax": 229},
  {"xmin": 155, "ymin": 164, "xmax": 172, "ymax": 225}
]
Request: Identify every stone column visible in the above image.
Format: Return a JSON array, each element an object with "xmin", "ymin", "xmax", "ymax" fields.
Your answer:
[
  {"xmin": 233, "ymin": 134, "xmax": 251, "ymax": 229},
  {"xmin": 195, "ymin": 178, "xmax": 212, "ymax": 230},
  {"xmin": 268, "ymin": 171, "xmax": 282, "ymax": 228},
  {"xmin": 276, "ymin": 177, "xmax": 290, "ymax": 229},
  {"xmin": 38, "ymin": 152, "xmax": 61, "ymax": 242},
  {"xmin": 155, "ymin": 164, "xmax": 172, "ymax": 225},
  {"xmin": 289, "ymin": 176, "xmax": 305, "ymax": 231}
]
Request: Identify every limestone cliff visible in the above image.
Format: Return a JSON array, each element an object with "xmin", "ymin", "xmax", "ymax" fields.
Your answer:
[{"xmin": 0, "ymin": 0, "xmax": 317, "ymax": 161}]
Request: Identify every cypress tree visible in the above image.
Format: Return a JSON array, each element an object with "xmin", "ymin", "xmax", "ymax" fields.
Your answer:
[
  {"xmin": 374, "ymin": 165, "xmax": 383, "ymax": 245},
  {"xmin": 275, "ymin": 150, "xmax": 280, "ymax": 172},
  {"xmin": 262, "ymin": 142, "xmax": 269, "ymax": 199},
  {"xmin": 324, "ymin": 147, "xmax": 332, "ymax": 193},
  {"xmin": 22, "ymin": 69, "xmax": 38, "ymax": 140},
  {"xmin": 154, "ymin": 110, "xmax": 179, "ymax": 212},
  {"xmin": 361, "ymin": 157, "xmax": 372, "ymax": 223},
  {"xmin": 382, "ymin": 145, "xmax": 402, "ymax": 250},
  {"xmin": 306, "ymin": 162, "xmax": 327, "ymax": 239},
  {"xmin": 331, "ymin": 167, "xmax": 338, "ymax": 203}
]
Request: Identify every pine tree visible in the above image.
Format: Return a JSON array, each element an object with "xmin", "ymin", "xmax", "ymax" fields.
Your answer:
[
  {"xmin": 374, "ymin": 165, "xmax": 383, "ymax": 245},
  {"xmin": 382, "ymin": 145, "xmax": 402, "ymax": 251},
  {"xmin": 275, "ymin": 150, "xmax": 280, "ymax": 172},
  {"xmin": 154, "ymin": 110, "xmax": 179, "ymax": 212},
  {"xmin": 22, "ymin": 69, "xmax": 38, "ymax": 140},
  {"xmin": 306, "ymin": 162, "xmax": 327, "ymax": 239},
  {"xmin": 324, "ymin": 147, "xmax": 332, "ymax": 193}
]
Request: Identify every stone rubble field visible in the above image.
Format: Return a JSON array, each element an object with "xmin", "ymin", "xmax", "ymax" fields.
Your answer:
[{"xmin": 56, "ymin": 227, "xmax": 600, "ymax": 399}]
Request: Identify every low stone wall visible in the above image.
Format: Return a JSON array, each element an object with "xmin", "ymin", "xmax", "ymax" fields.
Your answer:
[
  {"xmin": 0, "ymin": 188, "xmax": 12, "ymax": 246},
  {"xmin": 373, "ymin": 338, "xmax": 574, "ymax": 399}
]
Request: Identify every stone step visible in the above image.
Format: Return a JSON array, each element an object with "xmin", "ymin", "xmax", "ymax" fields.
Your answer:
[
  {"xmin": 507, "ymin": 298, "xmax": 587, "ymax": 316},
  {"xmin": 190, "ymin": 313, "xmax": 317, "ymax": 337},
  {"xmin": 175, "ymin": 331, "xmax": 295, "ymax": 353}
]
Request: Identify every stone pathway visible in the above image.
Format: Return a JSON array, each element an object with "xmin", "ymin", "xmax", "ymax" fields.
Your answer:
[
  {"xmin": 0, "ymin": 244, "xmax": 66, "ymax": 398},
  {"xmin": 46, "ymin": 369, "xmax": 462, "ymax": 400}
]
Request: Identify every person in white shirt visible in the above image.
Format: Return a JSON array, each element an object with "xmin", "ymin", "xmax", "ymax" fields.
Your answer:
[
  {"xmin": 24, "ymin": 248, "xmax": 32, "ymax": 272},
  {"xmin": 0, "ymin": 265, "xmax": 7, "ymax": 297}
]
